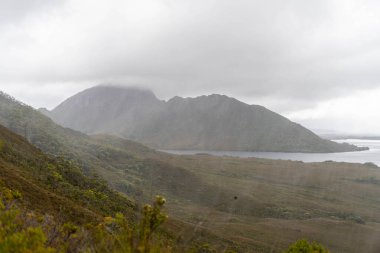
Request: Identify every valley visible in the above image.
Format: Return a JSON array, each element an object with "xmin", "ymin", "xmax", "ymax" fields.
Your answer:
[{"xmin": 163, "ymin": 154, "xmax": 380, "ymax": 252}]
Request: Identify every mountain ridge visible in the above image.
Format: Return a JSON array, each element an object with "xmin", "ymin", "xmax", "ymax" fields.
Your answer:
[{"xmin": 46, "ymin": 85, "xmax": 366, "ymax": 153}]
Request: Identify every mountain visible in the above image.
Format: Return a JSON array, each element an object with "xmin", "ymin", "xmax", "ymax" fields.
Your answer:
[{"xmin": 47, "ymin": 85, "xmax": 366, "ymax": 153}]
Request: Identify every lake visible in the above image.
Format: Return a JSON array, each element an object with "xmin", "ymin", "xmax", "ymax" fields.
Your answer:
[{"xmin": 162, "ymin": 139, "xmax": 380, "ymax": 166}]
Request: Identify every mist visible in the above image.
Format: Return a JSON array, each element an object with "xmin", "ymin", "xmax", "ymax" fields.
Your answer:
[{"xmin": 1, "ymin": 0, "xmax": 380, "ymax": 134}]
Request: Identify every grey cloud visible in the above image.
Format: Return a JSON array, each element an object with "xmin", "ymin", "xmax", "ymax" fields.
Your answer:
[
  {"xmin": 1, "ymin": 0, "xmax": 380, "ymax": 112},
  {"xmin": 0, "ymin": 0, "xmax": 62, "ymax": 25}
]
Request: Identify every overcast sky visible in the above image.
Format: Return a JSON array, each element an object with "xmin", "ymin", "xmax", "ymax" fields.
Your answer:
[{"xmin": 1, "ymin": 0, "xmax": 380, "ymax": 134}]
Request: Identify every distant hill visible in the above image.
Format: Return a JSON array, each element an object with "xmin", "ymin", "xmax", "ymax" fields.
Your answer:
[
  {"xmin": 319, "ymin": 133, "xmax": 380, "ymax": 141},
  {"xmin": 46, "ymin": 85, "xmax": 366, "ymax": 153}
]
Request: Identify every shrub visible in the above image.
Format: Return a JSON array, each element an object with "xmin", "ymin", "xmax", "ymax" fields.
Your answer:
[
  {"xmin": 0, "ymin": 187, "xmax": 54, "ymax": 253},
  {"xmin": 284, "ymin": 239, "xmax": 329, "ymax": 253},
  {"xmin": 0, "ymin": 188, "xmax": 172, "ymax": 252}
]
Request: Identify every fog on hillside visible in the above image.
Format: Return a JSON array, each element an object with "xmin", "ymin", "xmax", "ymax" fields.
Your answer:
[{"xmin": 1, "ymin": 1, "xmax": 380, "ymax": 252}]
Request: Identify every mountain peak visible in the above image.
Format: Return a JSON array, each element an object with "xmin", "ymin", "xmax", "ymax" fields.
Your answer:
[
  {"xmin": 70, "ymin": 85, "xmax": 158, "ymax": 103},
  {"xmin": 52, "ymin": 85, "xmax": 159, "ymax": 113},
  {"xmin": 167, "ymin": 94, "xmax": 237, "ymax": 106},
  {"xmin": 46, "ymin": 85, "xmax": 365, "ymax": 153},
  {"xmin": 96, "ymin": 84, "xmax": 154, "ymax": 94}
]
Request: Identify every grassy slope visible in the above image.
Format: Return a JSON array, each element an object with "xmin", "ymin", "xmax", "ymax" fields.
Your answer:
[
  {"xmin": 0, "ymin": 124, "xmax": 135, "ymax": 224},
  {"xmin": 161, "ymin": 154, "xmax": 380, "ymax": 252}
]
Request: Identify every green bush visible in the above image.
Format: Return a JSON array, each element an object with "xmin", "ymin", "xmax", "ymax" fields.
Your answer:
[
  {"xmin": 284, "ymin": 239, "xmax": 329, "ymax": 253},
  {"xmin": 0, "ymin": 187, "xmax": 54, "ymax": 253},
  {"xmin": 0, "ymin": 187, "xmax": 171, "ymax": 253}
]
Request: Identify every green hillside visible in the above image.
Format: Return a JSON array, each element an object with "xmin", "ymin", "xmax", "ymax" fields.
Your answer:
[{"xmin": 0, "ymin": 124, "xmax": 135, "ymax": 223}]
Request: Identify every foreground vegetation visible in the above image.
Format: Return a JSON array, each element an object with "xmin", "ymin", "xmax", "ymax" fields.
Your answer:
[
  {"xmin": 284, "ymin": 240, "xmax": 329, "ymax": 253},
  {"xmin": 0, "ymin": 184, "xmax": 329, "ymax": 253},
  {"xmin": 0, "ymin": 183, "xmax": 170, "ymax": 253}
]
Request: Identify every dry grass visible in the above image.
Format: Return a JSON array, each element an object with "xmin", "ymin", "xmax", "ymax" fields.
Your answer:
[{"xmin": 159, "ymin": 154, "xmax": 380, "ymax": 252}]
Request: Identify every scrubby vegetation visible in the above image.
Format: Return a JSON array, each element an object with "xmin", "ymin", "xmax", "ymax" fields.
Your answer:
[
  {"xmin": 0, "ymin": 118, "xmax": 175, "ymax": 252},
  {"xmin": 0, "ymin": 123, "xmax": 135, "ymax": 223},
  {"xmin": 0, "ymin": 184, "xmax": 172, "ymax": 253},
  {"xmin": 0, "ymin": 185, "xmax": 53, "ymax": 253},
  {"xmin": 1, "ymin": 183, "xmax": 328, "ymax": 253},
  {"xmin": 283, "ymin": 239, "xmax": 329, "ymax": 253}
]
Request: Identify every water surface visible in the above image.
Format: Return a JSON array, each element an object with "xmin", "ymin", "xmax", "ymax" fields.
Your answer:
[{"xmin": 162, "ymin": 139, "xmax": 380, "ymax": 166}]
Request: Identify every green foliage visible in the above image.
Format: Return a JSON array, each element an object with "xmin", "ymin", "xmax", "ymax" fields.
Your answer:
[
  {"xmin": 90, "ymin": 195, "xmax": 170, "ymax": 253},
  {"xmin": 0, "ymin": 227, "xmax": 53, "ymax": 253},
  {"xmin": 284, "ymin": 239, "xmax": 329, "ymax": 253},
  {"xmin": 0, "ymin": 187, "xmax": 54, "ymax": 253},
  {"xmin": 139, "ymin": 195, "xmax": 168, "ymax": 245},
  {"xmin": 0, "ymin": 125, "xmax": 135, "ymax": 223},
  {"xmin": 0, "ymin": 187, "xmax": 172, "ymax": 253},
  {"xmin": 188, "ymin": 243, "xmax": 216, "ymax": 253}
]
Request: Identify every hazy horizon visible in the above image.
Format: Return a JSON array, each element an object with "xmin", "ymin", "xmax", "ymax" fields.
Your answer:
[
  {"xmin": 3, "ymin": 82, "xmax": 380, "ymax": 137},
  {"xmin": 2, "ymin": 0, "xmax": 380, "ymax": 135}
]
